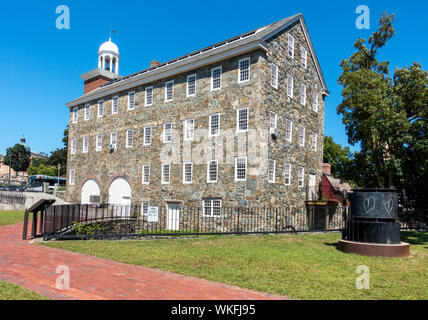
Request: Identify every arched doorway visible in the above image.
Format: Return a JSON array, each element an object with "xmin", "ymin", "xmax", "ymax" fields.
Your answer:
[
  {"xmin": 108, "ymin": 177, "xmax": 132, "ymax": 206},
  {"xmin": 81, "ymin": 179, "xmax": 101, "ymax": 204}
]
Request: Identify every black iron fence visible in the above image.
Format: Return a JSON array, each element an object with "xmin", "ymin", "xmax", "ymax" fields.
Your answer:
[
  {"xmin": 42, "ymin": 204, "xmax": 345, "ymax": 240},
  {"xmin": 0, "ymin": 191, "xmax": 26, "ymax": 205}
]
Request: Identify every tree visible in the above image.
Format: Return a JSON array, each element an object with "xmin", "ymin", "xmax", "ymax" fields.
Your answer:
[
  {"xmin": 323, "ymin": 136, "xmax": 352, "ymax": 180},
  {"xmin": 3, "ymin": 144, "xmax": 31, "ymax": 175},
  {"xmin": 47, "ymin": 148, "xmax": 67, "ymax": 175}
]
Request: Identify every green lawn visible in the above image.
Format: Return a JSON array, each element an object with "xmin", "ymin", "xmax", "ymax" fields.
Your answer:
[
  {"xmin": 41, "ymin": 231, "xmax": 428, "ymax": 300},
  {"xmin": 0, "ymin": 211, "xmax": 25, "ymax": 226},
  {"xmin": 0, "ymin": 280, "xmax": 47, "ymax": 300}
]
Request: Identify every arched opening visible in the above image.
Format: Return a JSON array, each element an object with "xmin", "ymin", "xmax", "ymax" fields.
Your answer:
[
  {"xmin": 108, "ymin": 177, "xmax": 132, "ymax": 206},
  {"xmin": 81, "ymin": 179, "xmax": 101, "ymax": 204}
]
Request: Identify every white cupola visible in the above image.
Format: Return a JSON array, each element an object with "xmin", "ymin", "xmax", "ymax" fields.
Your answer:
[{"xmin": 98, "ymin": 36, "xmax": 120, "ymax": 75}]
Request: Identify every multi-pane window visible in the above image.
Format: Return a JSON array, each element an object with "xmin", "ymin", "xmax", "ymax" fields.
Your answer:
[
  {"xmin": 209, "ymin": 114, "xmax": 220, "ymax": 137},
  {"xmin": 163, "ymin": 123, "xmax": 172, "ymax": 143},
  {"xmin": 285, "ymin": 119, "xmax": 293, "ymax": 142},
  {"xmin": 145, "ymin": 86, "xmax": 153, "ymax": 106},
  {"xmin": 141, "ymin": 202, "xmax": 149, "ymax": 215},
  {"xmin": 238, "ymin": 57, "xmax": 250, "ymax": 83},
  {"xmin": 287, "ymin": 75, "xmax": 293, "ymax": 98},
  {"xmin": 84, "ymin": 104, "xmax": 90, "ymax": 120},
  {"xmin": 96, "ymin": 134, "xmax": 102, "ymax": 152},
  {"xmin": 300, "ymin": 84, "xmax": 306, "ymax": 105},
  {"xmin": 144, "ymin": 126, "xmax": 152, "ymax": 146},
  {"xmin": 312, "ymin": 93, "xmax": 319, "ymax": 113},
  {"xmin": 70, "ymin": 139, "xmax": 76, "ymax": 155},
  {"xmin": 98, "ymin": 100, "xmax": 104, "ymax": 117},
  {"xmin": 128, "ymin": 91, "xmax": 135, "ymax": 110},
  {"xmin": 237, "ymin": 108, "xmax": 249, "ymax": 132},
  {"xmin": 126, "ymin": 129, "xmax": 133, "ymax": 148},
  {"xmin": 142, "ymin": 165, "xmax": 150, "ymax": 184},
  {"xmin": 187, "ymin": 74, "xmax": 196, "ymax": 97},
  {"xmin": 207, "ymin": 160, "xmax": 218, "ymax": 183},
  {"xmin": 211, "ymin": 66, "xmax": 222, "ymax": 90},
  {"xmin": 311, "ymin": 131, "xmax": 318, "ymax": 151},
  {"xmin": 298, "ymin": 166, "xmax": 305, "ymax": 187},
  {"xmin": 69, "ymin": 169, "xmax": 75, "ymax": 185},
  {"xmin": 270, "ymin": 112, "xmax": 277, "ymax": 135},
  {"xmin": 183, "ymin": 162, "xmax": 193, "ymax": 184},
  {"xmin": 284, "ymin": 164, "xmax": 291, "ymax": 185},
  {"xmin": 235, "ymin": 156, "xmax": 247, "ymax": 181},
  {"xmin": 82, "ymin": 136, "xmax": 89, "ymax": 153},
  {"xmin": 162, "ymin": 164, "xmax": 170, "ymax": 184},
  {"xmin": 301, "ymin": 46, "xmax": 308, "ymax": 69},
  {"xmin": 299, "ymin": 125, "xmax": 306, "ymax": 147},
  {"xmin": 271, "ymin": 63, "xmax": 278, "ymax": 89},
  {"xmin": 72, "ymin": 107, "xmax": 78, "ymax": 123},
  {"xmin": 112, "ymin": 96, "xmax": 118, "ymax": 114},
  {"xmin": 288, "ymin": 34, "xmax": 295, "ymax": 59},
  {"xmin": 268, "ymin": 159, "xmax": 276, "ymax": 183},
  {"xmin": 110, "ymin": 132, "xmax": 117, "ymax": 149},
  {"xmin": 203, "ymin": 199, "xmax": 222, "ymax": 217},
  {"xmin": 184, "ymin": 119, "xmax": 194, "ymax": 141},
  {"xmin": 165, "ymin": 80, "xmax": 174, "ymax": 101}
]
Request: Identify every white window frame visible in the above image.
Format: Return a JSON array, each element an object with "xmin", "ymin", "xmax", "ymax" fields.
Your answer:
[
  {"xmin": 300, "ymin": 83, "xmax": 306, "ymax": 106},
  {"xmin": 184, "ymin": 119, "xmax": 194, "ymax": 141},
  {"xmin": 209, "ymin": 113, "xmax": 220, "ymax": 137},
  {"xmin": 72, "ymin": 107, "xmax": 78, "ymax": 124},
  {"xmin": 287, "ymin": 75, "xmax": 293, "ymax": 98},
  {"xmin": 236, "ymin": 107, "xmax": 249, "ymax": 133},
  {"xmin": 299, "ymin": 125, "xmax": 306, "ymax": 147},
  {"xmin": 126, "ymin": 129, "xmax": 133, "ymax": 148},
  {"xmin": 110, "ymin": 132, "xmax": 117, "ymax": 149},
  {"xmin": 141, "ymin": 201, "xmax": 149, "ymax": 216},
  {"xmin": 238, "ymin": 57, "xmax": 250, "ymax": 83},
  {"xmin": 312, "ymin": 131, "xmax": 318, "ymax": 152},
  {"xmin": 288, "ymin": 34, "xmax": 295, "ymax": 59},
  {"xmin": 112, "ymin": 96, "xmax": 118, "ymax": 115},
  {"xmin": 82, "ymin": 136, "xmax": 88, "ymax": 153},
  {"xmin": 96, "ymin": 134, "xmax": 102, "ymax": 152},
  {"xmin": 145, "ymin": 86, "xmax": 153, "ymax": 107},
  {"xmin": 270, "ymin": 111, "xmax": 277, "ymax": 135},
  {"xmin": 284, "ymin": 164, "xmax": 291, "ymax": 186},
  {"xmin": 313, "ymin": 93, "xmax": 319, "ymax": 113},
  {"xmin": 301, "ymin": 46, "xmax": 308, "ymax": 69},
  {"xmin": 84, "ymin": 104, "xmax": 90, "ymax": 120},
  {"xmin": 271, "ymin": 63, "xmax": 278, "ymax": 89},
  {"xmin": 144, "ymin": 126, "xmax": 152, "ymax": 146},
  {"xmin": 235, "ymin": 156, "xmax": 247, "ymax": 182},
  {"xmin": 98, "ymin": 100, "xmax": 104, "ymax": 118},
  {"xmin": 211, "ymin": 66, "xmax": 222, "ymax": 91},
  {"xmin": 268, "ymin": 159, "xmax": 276, "ymax": 183},
  {"xmin": 165, "ymin": 80, "xmax": 174, "ymax": 102},
  {"xmin": 285, "ymin": 119, "xmax": 293, "ymax": 142},
  {"xmin": 70, "ymin": 139, "xmax": 76, "ymax": 155},
  {"xmin": 207, "ymin": 160, "xmax": 218, "ymax": 183},
  {"xmin": 162, "ymin": 164, "xmax": 170, "ymax": 184},
  {"xmin": 203, "ymin": 199, "xmax": 222, "ymax": 217},
  {"xmin": 298, "ymin": 166, "xmax": 305, "ymax": 188},
  {"xmin": 183, "ymin": 162, "xmax": 193, "ymax": 184},
  {"xmin": 69, "ymin": 169, "xmax": 75, "ymax": 185},
  {"xmin": 128, "ymin": 91, "xmax": 135, "ymax": 110},
  {"xmin": 186, "ymin": 74, "xmax": 196, "ymax": 97},
  {"xmin": 163, "ymin": 123, "xmax": 172, "ymax": 143},
  {"xmin": 142, "ymin": 165, "xmax": 150, "ymax": 184}
]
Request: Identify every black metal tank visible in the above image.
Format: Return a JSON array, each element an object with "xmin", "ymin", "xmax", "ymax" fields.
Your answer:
[{"xmin": 344, "ymin": 188, "xmax": 401, "ymax": 244}]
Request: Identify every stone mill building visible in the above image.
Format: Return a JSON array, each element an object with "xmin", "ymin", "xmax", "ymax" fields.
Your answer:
[{"xmin": 65, "ymin": 13, "xmax": 329, "ymax": 216}]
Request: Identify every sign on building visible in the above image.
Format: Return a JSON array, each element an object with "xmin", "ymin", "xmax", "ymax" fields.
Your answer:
[{"xmin": 147, "ymin": 206, "xmax": 159, "ymax": 223}]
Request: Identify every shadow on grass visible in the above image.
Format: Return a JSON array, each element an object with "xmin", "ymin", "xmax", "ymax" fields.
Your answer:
[
  {"xmin": 324, "ymin": 242, "xmax": 339, "ymax": 249},
  {"xmin": 401, "ymin": 231, "xmax": 428, "ymax": 246}
]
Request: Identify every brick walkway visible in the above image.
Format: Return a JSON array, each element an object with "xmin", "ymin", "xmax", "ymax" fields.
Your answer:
[{"xmin": 0, "ymin": 223, "xmax": 287, "ymax": 300}]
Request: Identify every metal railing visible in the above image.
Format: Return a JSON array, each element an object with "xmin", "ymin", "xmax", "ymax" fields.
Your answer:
[{"xmin": 0, "ymin": 191, "xmax": 26, "ymax": 205}]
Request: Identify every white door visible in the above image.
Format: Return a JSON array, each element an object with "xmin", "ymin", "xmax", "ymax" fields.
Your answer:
[
  {"xmin": 308, "ymin": 174, "xmax": 316, "ymax": 200},
  {"xmin": 109, "ymin": 178, "xmax": 132, "ymax": 217},
  {"xmin": 167, "ymin": 204, "xmax": 180, "ymax": 231},
  {"xmin": 81, "ymin": 180, "xmax": 100, "ymax": 204}
]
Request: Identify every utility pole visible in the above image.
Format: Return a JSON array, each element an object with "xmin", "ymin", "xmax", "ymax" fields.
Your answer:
[{"xmin": 8, "ymin": 153, "xmax": 12, "ymax": 186}]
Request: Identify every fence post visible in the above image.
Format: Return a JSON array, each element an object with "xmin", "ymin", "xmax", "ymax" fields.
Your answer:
[
  {"xmin": 237, "ymin": 207, "xmax": 241, "ymax": 235},
  {"xmin": 275, "ymin": 207, "xmax": 278, "ymax": 235}
]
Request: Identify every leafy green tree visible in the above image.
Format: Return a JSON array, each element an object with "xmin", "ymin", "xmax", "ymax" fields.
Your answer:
[
  {"xmin": 323, "ymin": 136, "xmax": 352, "ymax": 179},
  {"xmin": 47, "ymin": 148, "xmax": 67, "ymax": 175},
  {"xmin": 27, "ymin": 163, "xmax": 57, "ymax": 176},
  {"xmin": 3, "ymin": 144, "xmax": 30, "ymax": 175}
]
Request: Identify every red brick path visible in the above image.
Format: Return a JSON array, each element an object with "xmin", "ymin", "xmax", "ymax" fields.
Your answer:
[{"xmin": 0, "ymin": 223, "xmax": 287, "ymax": 300}]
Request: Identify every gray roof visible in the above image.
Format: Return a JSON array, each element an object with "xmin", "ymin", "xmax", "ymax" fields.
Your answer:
[
  {"xmin": 324, "ymin": 173, "xmax": 352, "ymax": 193},
  {"xmin": 67, "ymin": 13, "xmax": 327, "ymax": 107}
]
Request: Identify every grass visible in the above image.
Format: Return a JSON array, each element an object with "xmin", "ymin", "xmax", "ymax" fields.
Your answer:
[
  {"xmin": 41, "ymin": 231, "xmax": 428, "ymax": 300},
  {"xmin": 0, "ymin": 210, "xmax": 25, "ymax": 226},
  {"xmin": 0, "ymin": 280, "xmax": 47, "ymax": 300}
]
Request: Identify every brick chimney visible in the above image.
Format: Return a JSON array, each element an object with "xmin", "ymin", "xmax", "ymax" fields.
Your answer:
[
  {"xmin": 80, "ymin": 69, "xmax": 121, "ymax": 94},
  {"xmin": 150, "ymin": 60, "xmax": 161, "ymax": 68},
  {"xmin": 322, "ymin": 163, "xmax": 331, "ymax": 175}
]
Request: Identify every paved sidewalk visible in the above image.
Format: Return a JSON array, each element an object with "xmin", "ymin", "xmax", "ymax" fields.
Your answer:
[{"xmin": 0, "ymin": 223, "xmax": 287, "ymax": 300}]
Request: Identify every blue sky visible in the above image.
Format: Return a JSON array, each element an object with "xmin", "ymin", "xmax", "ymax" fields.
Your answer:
[{"xmin": 1, "ymin": 0, "xmax": 426, "ymax": 155}]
